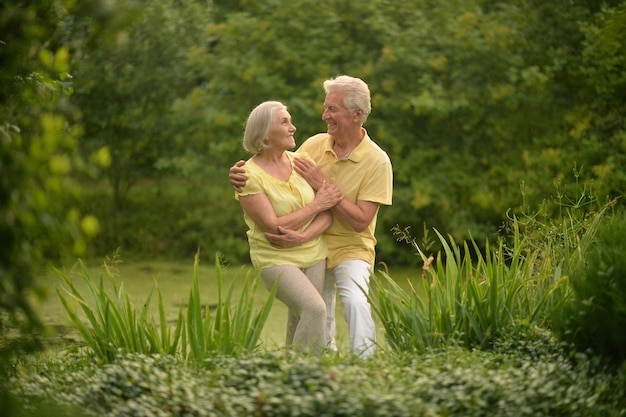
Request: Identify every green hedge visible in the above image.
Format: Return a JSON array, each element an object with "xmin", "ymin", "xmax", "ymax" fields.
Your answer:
[
  {"xmin": 556, "ymin": 209, "xmax": 626, "ymax": 364},
  {"xmin": 76, "ymin": 178, "xmax": 249, "ymax": 264},
  {"xmin": 10, "ymin": 344, "xmax": 626, "ymax": 417}
]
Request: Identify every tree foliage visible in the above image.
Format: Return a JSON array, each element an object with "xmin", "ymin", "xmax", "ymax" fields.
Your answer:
[
  {"xmin": 71, "ymin": 0, "xmax": 209, "ymax": 210},
  {"xmin": 4, "ymin": 0, "xmax": 625, "ymax": 268},
  {"xmin": 171, "ymin": 0, "xmax": 626, "ymax": 263},
  {"xmin": 1, "ymin": 1, "xmax": 81, "ymax": 337},
  {"xmin": 0, "ymin": 0, "xmax": 139, "ymax": 354}
]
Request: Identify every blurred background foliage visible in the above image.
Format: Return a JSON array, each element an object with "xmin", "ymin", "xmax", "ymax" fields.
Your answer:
[
  {"xmin": 75, "ymin": 0, "xmax": 624, "ymax": 267},
  {"xmin": 2, "ymin": 0, "xmax": 626, "ymax": 336}
]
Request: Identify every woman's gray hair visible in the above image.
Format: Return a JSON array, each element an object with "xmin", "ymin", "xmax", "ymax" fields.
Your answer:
[
  {"xmin": 242, "ymin": 101, "xmax": 287, "ymax": 154},
  {"xmin": 323, "ymin": 75, "xmax": 371, "ymax": 125}
]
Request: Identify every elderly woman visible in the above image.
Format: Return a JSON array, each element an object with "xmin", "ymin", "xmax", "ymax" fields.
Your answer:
[{"xmin": 235, "ymin": 101, "xmax": 342, "ymax": 356}]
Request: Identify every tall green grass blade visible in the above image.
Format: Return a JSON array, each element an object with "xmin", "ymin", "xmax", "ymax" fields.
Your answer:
[
  {"xmin": 187, "ymin": 253, "xmax": 205, "ymax": 361},
  {"xmin": 171, "ymin": 305, "xmax": 185, "ymax": 356},
  {"xmin": 183, "ymin": 252, "xmax": 277, "ymax": 360},
  {"xmin": 57, "ymin": 259, "xmax": 186, "ymax": 361},
  {"xmin": 55, "ymin": 285, "xmax": 99, "ymax": 354},
  {"xmin": 58, "ymin": 253, "xmax": 279, "ymax": 362},
  {"xmin": 246, "ymin": 269, "xmax": 277, "ymax": 350}
]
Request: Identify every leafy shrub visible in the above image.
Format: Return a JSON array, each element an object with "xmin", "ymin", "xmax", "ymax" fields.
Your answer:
[
  {"xmin": 373, "ymin": 184, "xmax": 622, "ymax": 358},
  {"xmin": 10, "ymin": 348, "xmax": 626, "ymax": 417},
  {"xmin": 371, "ymin": 221, "xmax": 571, "ymax": 353},
  {"xmin": 76, "ymin": 178, "xmax": 250, "ymax": 263},
  {"xmin": 555, "ymin": 209, "xmax": 626, "ymax": 364}
]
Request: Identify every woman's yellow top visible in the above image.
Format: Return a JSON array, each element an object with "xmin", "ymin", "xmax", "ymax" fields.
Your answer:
[{"xmin": 235, "ymin": 151, "xmax": 328, "ymax": 270}]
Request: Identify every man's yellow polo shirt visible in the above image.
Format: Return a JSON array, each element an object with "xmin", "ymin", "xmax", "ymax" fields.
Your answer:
[{"xmin": 298, "ymin": 130, "xmax": 393, "ymax": 269}]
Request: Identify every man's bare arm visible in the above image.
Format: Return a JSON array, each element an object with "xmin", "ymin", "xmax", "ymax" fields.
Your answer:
[
  {"xmin": 239, "ymin": 183, "xmax": 341, "ymax": 234},
  {"xmin": 332, "ymin": 198, "xmax": 379, "ymax": 233},
  {"xmin": 294, "ymin": 156, "xmax": 379, "ymax": 233}
]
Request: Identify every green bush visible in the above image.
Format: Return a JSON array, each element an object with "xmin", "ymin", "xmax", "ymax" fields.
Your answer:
[
  {"xmin": 76, "ymin": 178, "xmax": 250, "ymax": 263},
  {"xmin": 556, "ymin": 209, "xmax": 626, "ymax": 364},
  {"xmin": 10, "ymin": 346, "xmax": 626, "ymax": 417},
  {"xmin": 371, "ymin": 221, "xmax": 571, "ymax": 353}
]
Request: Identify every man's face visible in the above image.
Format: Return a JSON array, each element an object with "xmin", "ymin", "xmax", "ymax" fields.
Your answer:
[{"xmin": 322, "ymin": 92, "xmax": 357, "ymax": 138}]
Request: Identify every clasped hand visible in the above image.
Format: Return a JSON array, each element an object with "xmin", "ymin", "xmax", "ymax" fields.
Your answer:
[{"xmin": 314, "ymin": 180, "xmax": 343, "ymax": 210}]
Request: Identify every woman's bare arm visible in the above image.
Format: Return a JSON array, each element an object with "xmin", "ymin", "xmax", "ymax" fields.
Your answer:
[
  {"xmin": 265, "ymin": 211, "xmax": 333, "ymax": 249},
  {"xmin": 238, "ymin": 182, "xmax": 341, "ymax": 233}
]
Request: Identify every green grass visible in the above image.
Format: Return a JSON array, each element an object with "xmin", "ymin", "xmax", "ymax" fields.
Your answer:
[
  {"xmin": 38, "ymin": 256, "xmax": 412, "ymax": 354},
  {"xmin": 38, "ymin": 257, "xmax": 277, "ymax": 346},
  {"xmin": 53, "ymin": 252, "xmax": 281, "ymax": 361},
  {"xmin": 371, "ymin": 223, "xmax": 572, "ymax": 353},
  {"xmin": 9, "ymin": 226, "xmax": 625, "ymax": 416}
]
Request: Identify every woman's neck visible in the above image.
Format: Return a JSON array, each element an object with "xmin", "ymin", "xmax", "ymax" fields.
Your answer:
[{"xmin": 253, "ymin": 151, "xmax": 292, "ymax": 181}]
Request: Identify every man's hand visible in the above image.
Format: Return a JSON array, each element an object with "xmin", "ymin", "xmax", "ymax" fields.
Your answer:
[
  {"xmin": 265, "ymin": 226, "xmax": 304, "ymax": 249},
  {"xmin": 294, "ymin": 157, "xmax": 326, "ymax": 191},
  {"xmin": 229, "ymin": 160, "xmax": 247, "ymax": 192}
]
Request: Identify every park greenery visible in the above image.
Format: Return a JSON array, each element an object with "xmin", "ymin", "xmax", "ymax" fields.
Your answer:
[
  {"xmin": 6, "ymin": 200, "xmax": 626, "ymax": 416},
  {"xmin": 2, "ymin": 0, "xmax": 626, "ymax": 416}
]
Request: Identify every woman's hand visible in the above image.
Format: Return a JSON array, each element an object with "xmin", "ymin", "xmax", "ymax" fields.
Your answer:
[
  {"xmin": 265, "ymin": 226, "xmax": 303, "ymax": 249},
  {"xmin": 313, "ymin": 181, "xmax": 343, "ymax": 211}
]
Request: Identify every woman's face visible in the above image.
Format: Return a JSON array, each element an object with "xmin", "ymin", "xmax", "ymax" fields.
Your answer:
[{"xmin": 266, "ymin": 109, "xmax": 297, "ymax": 150}]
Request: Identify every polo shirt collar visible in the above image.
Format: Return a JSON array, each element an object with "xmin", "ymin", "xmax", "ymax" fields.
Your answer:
[
  {"xmin": 325, "ymin": 128, "xmax": 371, "ymax": 162},
  {"xmin": 347, "ymin": 129, "xmax": 371, "ymax": 162}
]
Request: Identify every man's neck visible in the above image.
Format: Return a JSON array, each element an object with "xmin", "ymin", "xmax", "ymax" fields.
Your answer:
[{"xmin": 332, "ymin": 128, "xmax": 364, "ymax": 158}]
